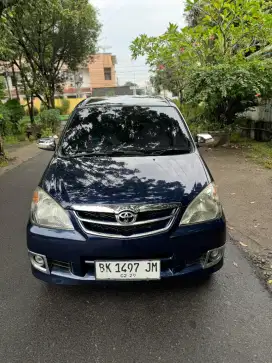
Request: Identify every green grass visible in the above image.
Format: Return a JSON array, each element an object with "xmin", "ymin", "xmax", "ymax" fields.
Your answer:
[
  {"xmin": 3, "ymin": 135, "xmax": 21, "ymax": 145},
  {"xmin": 60, "ymin": 115, "xmax": 69, "ymax": 121},
  {"xmin": 248, "ymin": 142, "xmax": 272, "ymax": 169},
  {"xmin": 0, "ymin": 158, "xmax": 8, "ymax": 167},
  {"xmin": 230, "ymin": 135, "xmax": 272, "ymax": 169},
  {"xmin": 3, "ymin": 134, "xmax": 31, "ymax": 146}
]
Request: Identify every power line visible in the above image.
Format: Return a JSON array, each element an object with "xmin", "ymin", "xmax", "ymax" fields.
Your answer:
[{"xmin": 116, "ymin": 65, "xmax": 149, "ymax": 68}]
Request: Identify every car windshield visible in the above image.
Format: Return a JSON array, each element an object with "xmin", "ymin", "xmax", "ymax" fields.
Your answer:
[{"xmin": 60, "ymin": 105, "xmax": 192, "ymax": 157}]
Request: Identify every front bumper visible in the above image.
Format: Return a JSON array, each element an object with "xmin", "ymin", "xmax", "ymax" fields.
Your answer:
[{"xmin": 27, "ymin": 218, "xmax": 226, "ymax": 285}]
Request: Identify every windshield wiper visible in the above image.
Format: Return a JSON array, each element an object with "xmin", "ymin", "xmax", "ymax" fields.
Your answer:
[
  {"xmin": 67, "ymin": 150, "xmax": 145, "ymax": 158},
  {"xmin": 148, "ymin": 147, "xmax": 191, "ymax": 156}
]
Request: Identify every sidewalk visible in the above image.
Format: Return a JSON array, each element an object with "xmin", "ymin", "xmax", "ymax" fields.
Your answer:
[
  {"xmin": 202, "ymin": 147, "xmax": 272, "ymax": 287},
  {"xmin": 0, "ymin": 143, "xmax": 42, "ymax": 177},
  {"xmin": 203, "ymin": 147, "xmax": 272, "ymax": 248}
]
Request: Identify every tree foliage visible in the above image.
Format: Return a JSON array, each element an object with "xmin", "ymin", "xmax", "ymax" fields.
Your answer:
[
  {"xmin": 0, "ymin": 77, "xmax": 5, "ymax": 99},
  {"xmin": 185, "ymin": 60, "xmax": 272, "ymax": 125},
  {"xmin": 130, "ymin": 0, "xmax": 272, "ymax": 125},
  {"xmin": 1, "ymin": 0, "xmax": 100, "ymax": 108},
  {"xmin": 39, "ymin": 109, "xmax": 61, "ymax": 133},
  {"xmin": 124, "ymin": 81, "xmax": 137, "ymax": 87}
]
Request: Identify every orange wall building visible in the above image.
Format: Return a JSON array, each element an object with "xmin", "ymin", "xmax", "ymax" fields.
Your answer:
[{"xmin": 88, "ymin": 53, "xmax": 117, "ymax": 89}]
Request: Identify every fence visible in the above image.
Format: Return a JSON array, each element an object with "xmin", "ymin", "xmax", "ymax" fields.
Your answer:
[
  {"xmin": 243, "ymin": 100, "xmax": 272, "ymax": 122},
  {"xmin": 21, "ymin": 98, "xmax": 85, "ymax": 115}
]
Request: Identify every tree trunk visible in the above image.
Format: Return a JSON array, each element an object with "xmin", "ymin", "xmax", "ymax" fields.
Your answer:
[
  {"xmin": 0, "ymin": 134, "xmax": 6, "ymax": 159},
  {"xmin": 49, "ymin": 89, "xmax": 55, "ymax": 108},
  {"xmin": 50, "ymin": 95, "xmax": 55, "ymax": 109},
  {"xmin": 12, "ymin": 64, "xmax": 20, "ymax": 101},
  {"xmin": 25, "ymin": 93, "xmax": 31, "ymax": 121},
  {"xmin": 49, "ymin": 81, "xmax": 55, "ymax": 109},
  {"xmin": 29, "ymin": 95, "xmax": 34, "ymax": 124},
  {"xmin": 45, "ymin": 95, "xmax": 50, "ymax": 109}
]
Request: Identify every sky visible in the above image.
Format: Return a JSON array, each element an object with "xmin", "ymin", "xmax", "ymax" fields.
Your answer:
[{"xmin": 91, "ymin": 0, "xmax": 186, "ymax": 87}]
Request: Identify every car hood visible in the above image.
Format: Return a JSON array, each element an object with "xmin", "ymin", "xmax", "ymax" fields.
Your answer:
[{"xmin": 41, "ymin": 153, "xmax": 211, "ymax": 208}]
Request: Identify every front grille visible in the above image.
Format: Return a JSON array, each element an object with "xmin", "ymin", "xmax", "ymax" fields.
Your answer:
[
  {"xmin": 83, "ymin": 219, "xmax": 168, "ymax": 237},
  {"xmin": 77, "ymin": 211, "xmax": 116, "ymax": 223},
  {"xmin": 73, "ymin": 203, "xmax": 180, "ymax": 238}
]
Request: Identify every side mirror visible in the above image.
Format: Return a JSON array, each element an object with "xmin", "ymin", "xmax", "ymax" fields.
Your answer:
[{"xmin": 196, "ymin": 133, "xmax": 214, "ymax": 147}]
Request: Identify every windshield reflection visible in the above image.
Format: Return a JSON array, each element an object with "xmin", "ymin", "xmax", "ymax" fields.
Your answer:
[{"xmin": 60, "ymin": 105, "xmax": 192, "ymax": 157}]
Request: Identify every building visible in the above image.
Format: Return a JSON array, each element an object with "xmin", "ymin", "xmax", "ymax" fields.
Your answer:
[
  {"xmin": 0, "ymin": 53, "xmax": 118, "ymax": 100},
  {"xmin": 88, "ymin": 54, "xmax": 117, "ymax": 89},
  {"xmin": 59, "ymin": 53, "xmax": 117, "ymax": 98}
]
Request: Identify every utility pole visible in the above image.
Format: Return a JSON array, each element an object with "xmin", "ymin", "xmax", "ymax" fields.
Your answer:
[{"xmin": 133, "ymin": 72, "xmax": 137, "ymax": 96}]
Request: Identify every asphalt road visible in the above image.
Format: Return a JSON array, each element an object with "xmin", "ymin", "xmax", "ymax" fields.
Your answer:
[{"xmin": 0, "ymin": 152, "xmax": 271, "ymax": 363}]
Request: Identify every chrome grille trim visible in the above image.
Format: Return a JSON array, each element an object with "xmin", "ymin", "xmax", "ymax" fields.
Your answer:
[
  {"xmin": 71, "ymin": 203, "xmax": 180, "ymax": 214},
  {"xmin": 76, "ymin": 214, "xmax": 174, "ymax": 226},
  {"xmin": 72, "ymin": 203, "xmax": 180, "ymax": 239}
]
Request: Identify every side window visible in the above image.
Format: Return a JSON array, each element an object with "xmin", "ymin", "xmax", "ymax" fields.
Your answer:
[{"xmin": 104, "ymin": 68, "xmax": 112, "ymax": 80}]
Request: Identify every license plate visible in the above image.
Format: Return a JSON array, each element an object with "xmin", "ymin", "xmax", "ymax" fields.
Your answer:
[{"xmin": 95, "ymin": 260, "xmax": 161, "ymax": 281}]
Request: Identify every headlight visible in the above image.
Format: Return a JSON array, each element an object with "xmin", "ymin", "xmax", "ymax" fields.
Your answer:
[
  {"xmin": 31, "ymin": 187, "xmax": 74, "ymax": 230},
  {"xmin": 180, "ymin": 182, "xmax": 222, "ymax": 225}
]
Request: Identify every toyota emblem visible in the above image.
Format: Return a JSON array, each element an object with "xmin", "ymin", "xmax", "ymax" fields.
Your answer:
[{"xmin": 116, "ymin": 210, "xmax": 137, "ymax": 225}]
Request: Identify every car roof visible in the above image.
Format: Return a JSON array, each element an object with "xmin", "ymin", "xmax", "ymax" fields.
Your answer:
[{"xmin": 77, "ymin": 95, "xmax": 174, "ymax": 109}]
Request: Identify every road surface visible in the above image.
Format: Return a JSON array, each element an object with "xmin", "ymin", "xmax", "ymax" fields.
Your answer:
[{"xmin": 0, "ymin": 152, "xmax": 271, "ymax": 363}]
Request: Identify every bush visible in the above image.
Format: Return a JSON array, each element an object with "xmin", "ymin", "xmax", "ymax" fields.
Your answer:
[
  {"xmin": 173, "ymin": 100, "xmax": 209, "ymax": 135},
  {"xmin": 0, "ymin": 103, "xmax": 11, "ymax": 136},
  {"xmin": 40, "ymin": 103, "xmax": 47, "ymax": 113},
  {"xmin": 39, "ymin": 109, "xmax": 61, "ymax": 133},
  {"xmin": 18, "ymin": 134, "xmax": 26, "ymax": 141},
  {"xmin": 5, "ymin": 99, "xmax": 24, "ymax": 124},
  {"xmin": 3, "ymin": 135, "xmax": 18, "ymax": 144},
  {"xmin": 41, "ymin": 127, "xmax": 54, "ymax": 137},
  {"xmin": 29, "ymin": 135, "xmax": 36, "ymax": 142},
  {"xmin": 24, "ymin": 106, "xmax": 39, "ymax": 116},
  {"xmin": 56, "ymin": 98, "xmax": 70, "ymax": 115},
  {"xmin": 17, "ymin": 118, "xmax": 30, "ymax": 135},
  {"xmin": 3, "ymin": 120, "xmax": 13, "ymax": 136}
]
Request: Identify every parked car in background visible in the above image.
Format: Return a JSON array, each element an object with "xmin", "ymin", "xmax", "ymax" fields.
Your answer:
[
  {"xmin": 37, "ymin": 136, "xmax": 57, "ymax": 150},
  {"xmin": 27, "ymin": 96, "xmax": 226, "ymax": 285}
]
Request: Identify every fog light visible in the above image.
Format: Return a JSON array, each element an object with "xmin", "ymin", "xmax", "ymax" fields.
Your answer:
[
  {"xmin": 34, "ymin": 255, "xmax": 45, "ymax": 266},
  {"xmin": 28, "ymin": 251, "xmax": 50, "ymax": 274},
  {"xmin": 210, "ymin": 250, "xmax": 220, "ymax": 260},
  {"xmin": 203, "ymin": 246, "xmax": 225, "ymax": 269}
]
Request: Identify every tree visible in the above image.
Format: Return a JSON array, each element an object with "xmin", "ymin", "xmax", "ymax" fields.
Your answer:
[
  {"xmin": 131, "ymin": 0, "xmax": 272, "ymax": 125},
  {"xmin": 1, "ymin": 0, "xmax": 100, "ymax": 108},
  {"xmin": 0, "ymin": 76, "xmax": 7, "ymax": 158},
  {"xmin": 0, "ymin": 0, "xmax": 17, "ymax": 16},
  {"xmin": 185, "ymin": 60, "xmax": 272, "ymax": 125},
  {"xmin": 184, "ymin": 0, "xmax": 204, "ymax": 27}
]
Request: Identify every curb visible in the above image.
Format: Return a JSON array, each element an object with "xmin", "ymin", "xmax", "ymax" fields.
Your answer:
[
  {"xmin": 228, "ymin": 227, "xmax": 272, "ymax": 293},
  {"xmin": 0, "ymin": 144, "xmax": 43, "ymax": 177}
]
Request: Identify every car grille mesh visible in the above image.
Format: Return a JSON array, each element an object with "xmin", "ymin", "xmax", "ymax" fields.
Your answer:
[{"xmin": 73, "ymin": 204, "xmax": 180, "ymax": 238}]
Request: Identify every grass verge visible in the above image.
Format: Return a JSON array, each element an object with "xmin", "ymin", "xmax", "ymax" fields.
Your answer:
[
  {"xmin": 230, "ymin": 134, "xmax": 272, "ymax": 169},
  {"xmin": 0, "ymin": 157, "xmax": 8, "ymax": 167}
]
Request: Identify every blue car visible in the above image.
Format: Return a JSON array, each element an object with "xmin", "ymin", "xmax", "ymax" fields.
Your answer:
[{"xmin": 27, "ymin": 96, "xmax": 226, "ymax": 285}]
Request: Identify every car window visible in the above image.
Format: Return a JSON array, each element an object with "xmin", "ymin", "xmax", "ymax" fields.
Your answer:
[{"xmin": 60, "ymin": 105, "xmax": 192, "ymax": 156}]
